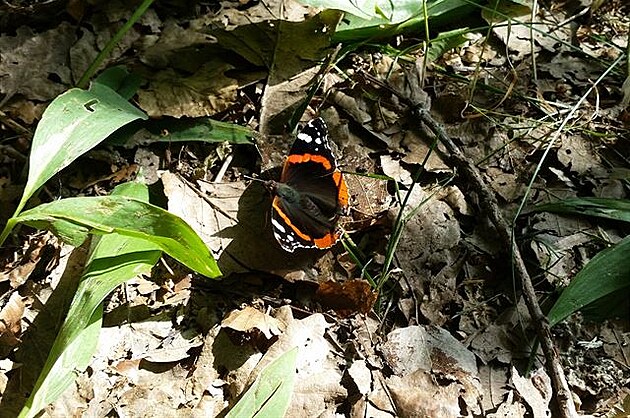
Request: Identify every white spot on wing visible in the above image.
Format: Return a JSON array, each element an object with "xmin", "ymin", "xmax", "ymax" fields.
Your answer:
[
  {"xmin": 272, "ymin": 218, "xmax": 286, "ymax": 233},
  {"xmin": 297, "ymin": 132, "xmax": 312, "ymax": 143}
]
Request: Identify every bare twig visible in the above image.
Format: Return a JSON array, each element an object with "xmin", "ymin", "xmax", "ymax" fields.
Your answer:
[{"xmin": 412, "ymin": 106, "xmax": 577, "ymax": 418}]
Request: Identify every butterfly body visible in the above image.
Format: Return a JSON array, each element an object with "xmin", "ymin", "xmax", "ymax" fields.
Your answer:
[{"xmin": 268, "ymin": 118, "xmax": 348, "ymax": 252}]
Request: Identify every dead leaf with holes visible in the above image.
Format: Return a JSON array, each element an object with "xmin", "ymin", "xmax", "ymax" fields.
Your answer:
[{"xmin": 0, "ymin": 22, "xmax": 75, "ymax": 102}]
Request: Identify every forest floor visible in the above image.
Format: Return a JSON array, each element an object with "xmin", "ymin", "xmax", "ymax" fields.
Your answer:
[{"xmin": 0, "ymin": 0, "xmax": 629, "ymax": 417}]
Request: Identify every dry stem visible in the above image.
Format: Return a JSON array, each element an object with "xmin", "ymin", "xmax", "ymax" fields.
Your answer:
[{"xmin": 412, "ymin": 106, "xmax": 577, "ymax": 418}]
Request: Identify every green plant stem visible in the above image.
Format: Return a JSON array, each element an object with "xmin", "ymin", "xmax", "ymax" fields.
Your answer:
[
  {"xmin": 1, "ymin": 197, "xmax": 26, "ymax": 247},
  {"xmin": 77, "ymin": 0, "xmax": 155, "ymax": 88},
  {"xmin": 0, "ymin": 217, "xmax": 17, "ymax": 248}
]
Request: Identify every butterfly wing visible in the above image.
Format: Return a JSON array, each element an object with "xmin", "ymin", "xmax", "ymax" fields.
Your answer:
[{"xmin": 271, "ymin": 118, "xmax": 348, "ymax": 252}]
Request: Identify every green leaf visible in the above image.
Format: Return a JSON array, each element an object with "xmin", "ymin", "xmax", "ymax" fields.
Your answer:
[
  {"xmin": 326, "ymin": 0, "xmax": 476, "ymax": 43},
  {"xmin": 14, "ymin": 195, "xmax": 221, "ymax": 278},
  {"xmin": 16, "ymin": 84, "xmax": 147, "ymax": 215},
  {"xmin": 19, "ymin": 306, "xmax": 104, "ymax": 418},
  {"xmin": 426, "ymin": 28, "xmax": 470, "ymax": 62},
  {"xmin": 226, "ymin": 347, "xmax": 298, "ymax": 418},
  {"xmin": 107, "ymin": 117, "xmax": 255, "ymax": 147},
  {"xmin": 93, "ymin": 66, "xmax": 144, "ymax": 100},
  {"xmin": 19, "ymin": 182, "xmax": 162, "ymax": 418},
  {"xmin": 547, "ymin": 235, "xmax": 630, "ymax": 327},
  {"xmin": 530, "ymin": 197, "xmax": 630, "ymax": 223}
]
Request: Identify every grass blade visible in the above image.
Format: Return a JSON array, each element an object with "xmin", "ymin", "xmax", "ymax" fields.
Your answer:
[
  {"xmin": 547, "ymin": 235, "xmax": 630, "ymax": 327},
  {"xmin": 530, "ymin": 197, "xmax": 630, "ymax": 223}
]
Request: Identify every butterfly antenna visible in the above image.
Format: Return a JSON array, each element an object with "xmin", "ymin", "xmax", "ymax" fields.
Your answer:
[{"xmin": 242, "ymin": 174, "xmax": 265, "ymax": 183}]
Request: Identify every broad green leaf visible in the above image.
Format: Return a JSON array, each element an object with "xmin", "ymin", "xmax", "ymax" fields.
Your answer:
[
  {"xmin": 93, "ymin": 66, "xmax": 144, "ymax": 100},
  {"xmin": 107, "ymin": 117, "xmax": 255, "ymax": 147},
  {"xmin": 226, "ymin": 347, "xmax": 298, "ymax": 418},
  {"xmin": 426, "ymin": 28, "xmax": 470, "ymax": 62},
  {"xmin": 19, "ymin": 182, "xmax": 162, "ymax": 418},
  {"xmin": 547, "ymin": 235, "xmax": 630, "ymax": 327},
  {"xmin": 17, "ymin": 83, "xmax": 147, "ymax": 215},
  {"xmin": 19, "ymin": 306, "xmax": 104, "ymax": 418},
  {"xmin": 324, "ymin": 0, "xmax": 476, "ymax": 43},
  {"xmin": 14, "ymin": 195, "xmax": 221, "ymax": 278},
  {"xmin": 530, "ymin": 197, "xmax": 630, "ymax": 223}
]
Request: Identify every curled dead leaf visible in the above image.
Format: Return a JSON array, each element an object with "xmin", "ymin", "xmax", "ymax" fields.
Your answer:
[{"xmin": 315, "ymin": 279, "xmax": 377, "ymax": 317}]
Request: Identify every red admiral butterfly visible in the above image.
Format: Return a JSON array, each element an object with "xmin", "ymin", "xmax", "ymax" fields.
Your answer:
[{"xmin": 267, "ymin": 118, "xmax": 348, "ymax": 252}]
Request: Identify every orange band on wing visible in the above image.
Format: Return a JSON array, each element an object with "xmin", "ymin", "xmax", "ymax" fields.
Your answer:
[
  {"xmin": 272, "ymin": 197, "xmax": 312, "ymax": 242},
  {"xmin": 314, "ymin": 232, "xmax": 339, "ymax": 249},
  {"xmin": 272, "ymin": 197, "xmax": 340, "ymax": 249},
  {"xmin": 333, "ymin": 171, "xmax": 349, "ymax": 207},
  {"xmin": 286, "ymin": 154, "xmax": 333, "ymax": 170}
]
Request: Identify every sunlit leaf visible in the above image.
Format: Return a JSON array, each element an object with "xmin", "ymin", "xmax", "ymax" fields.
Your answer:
[
  {"xmin": 14, "ymin": 195, "xmax": 221, "ymax": 278},
  {"xmin": 531, "ymin": 197, "xmax": 630, "ymax": 223},
  {"xmin": 17, "ymin": 83, "xmax": 147, "ymax": 215},
  {"xmin": 226, "ymin": 348, "xmax": 298, "ymax": 418},
  {"xmin": 107, "ymin": 117, "xmax": 255, "ymax": 147},
  {"xmin": 19, "ymin": 182, "xmax": 162, "ymax": 418}
]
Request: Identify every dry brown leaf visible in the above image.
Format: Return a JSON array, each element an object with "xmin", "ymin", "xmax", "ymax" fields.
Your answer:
[
  {"xmin": 0, "ymin": 23, "xmax": 75, "ymax": 101},
  {"xmin": 246, "ymin": 311, "xmax": 346, "ymax": 417},
  {"xmin": 394, "ymin": 187, "xmax": 462, "ymax": 325},
  {"xmin": 0, "ymin": 293, "xmax": 25, "ymax": 349},
  {"xmin": 221, "ymin": 306, "xmax": 283, "ymax": 339},
  {"xmin": 216, "ymin": 0, "xmax": 312, "ymax": 31},
  {"xmin": 315, "ymin": 279, "xmax": 377, "ymax": 317},
  {"xmin": 478, "ymin": 363, "xmax": 510, "ymax": 413},
  {"xmin": 162, "ymin": 172, "xmax": 241, "ymax": 256},
  {"xmin": 557, "ymin": 135, "xmax": 603, "ymax": 176},
  {"xmin": 0, "ymin": 232, "xmax": 58, "ymax": 288},
  {"xmin": 137, "ymin": 62, "xmax": 238, "ymax": 118},
  {"xmin": 486, "ymin": 390, "xmax": 527, "ymax": 417},
  {"xmin": 381, "ymin": 326, "xmax": 432, "ymax": 376},
  {"xmin": 386, "ymin": 371, "xmax": 463, "ymax": 417},
  {"xmin": 348, "ymin": 359, "xmax": 372, "ymax": 396},
  {"xmin": 100, "ymin": 312, "xmax": 203, "ymax": 363},
  {"xmin": 140, "ymin": 19, "xmax": 217, "ymax": 69},
  {"xmin": 511, "ymin": 366, "xmax": 552, "ymax": 418},
  {"xmin": 487, "ymin": 167, "xmax": 526, "ymax": 202},
  {"xmin": 400, "ymin": 130, "xmax": 450, "ymax": 172},
  {"xmin": 381, "ymin": 325, "xmax": 482, "ymax": 415},
  {"xmin": 258, "ymin": 11, "xmax": 341, "ymax": 134},
  {"xmin": 380, "ymin": 155, "xmax": 412, "ymax": 185}
]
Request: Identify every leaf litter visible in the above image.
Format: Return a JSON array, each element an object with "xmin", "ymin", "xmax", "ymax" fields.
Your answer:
[{"xmin": 1, "ymin": 0, "xmax": 629, "ymax": 417}]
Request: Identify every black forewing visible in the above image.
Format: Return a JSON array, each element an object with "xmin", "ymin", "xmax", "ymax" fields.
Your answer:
[
  {"xmin": 287, "ymin": 118, "xmax": 337, "ymax": 170},
  {"xmin": 273, "ymin": 117, "xmax": 341, "ymax": 241},
  {"xmin": 279, "ymin": 161, "xmax": 340, "ymax": 238}
]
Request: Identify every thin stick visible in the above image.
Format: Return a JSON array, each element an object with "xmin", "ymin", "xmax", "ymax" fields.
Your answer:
[{"xmin": 412, "ymin": 106, "xmax": 577, "ymax": 418}]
